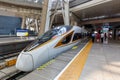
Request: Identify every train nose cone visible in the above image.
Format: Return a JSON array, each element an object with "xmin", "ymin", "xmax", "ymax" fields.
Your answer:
[{"xmin": 16, "ymin": 53, "xmax": 34, "ymax": 72}]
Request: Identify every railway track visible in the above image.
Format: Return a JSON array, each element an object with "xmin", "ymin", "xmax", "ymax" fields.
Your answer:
[
  {"xmin": 0, "ymin": 39, "xmax": 34, "ymax": 70},
  {"xmin": 2, "ymin": 71, "xmax": 29, "ymax": 80},
  {"xmin": 0, "ymin": 52, "xmax": 19, "ymax": 70},
  {"xmin": 0, "ymin": 52, "xmax": 29, "ymax": 80},
  {"xmin": 0, "ymin": 52, "xmax": 19, "ymax": 60}
]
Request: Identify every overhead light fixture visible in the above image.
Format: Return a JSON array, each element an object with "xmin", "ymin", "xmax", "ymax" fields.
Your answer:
[{"xmin": 34, "ymin": 0, "xmax": 39, "ymax": 3}]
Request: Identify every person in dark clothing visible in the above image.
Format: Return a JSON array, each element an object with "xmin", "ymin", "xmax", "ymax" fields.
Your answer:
[
  {"xmin": 118, "ymin": 30, "xmax": 120, "ymax": 40},
  {"xmin": 104, "ymin": 33, "xmax": 107, "ymax": 41}
]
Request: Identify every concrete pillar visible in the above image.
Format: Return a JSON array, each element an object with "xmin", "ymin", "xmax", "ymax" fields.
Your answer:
[
  {"xmin": 70, "ymin": 18, "xmax": 78, "ymax": 26},
  {"xmin": 70, "ymin": 13, "xmax": 78, "ymax": 26},
  {"xmin": 26, "ymin": 17, "xmax": 30, "ymax": 30},
  {"xmin": 74, "ymin": 22, "xmax": 78, "ymax": 26},
  {"xmin": 21, "ymin": 15, "xmax": 26, "ymax": 29},
  {"xmin": 39, "ymin": 0, "xmax": 49, "ymax": 35}
]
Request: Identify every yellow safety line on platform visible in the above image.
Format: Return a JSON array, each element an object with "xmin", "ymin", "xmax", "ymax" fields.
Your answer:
[{"xmin": 55, "ymin": 40, "xmax": 93, "ymax": 80}]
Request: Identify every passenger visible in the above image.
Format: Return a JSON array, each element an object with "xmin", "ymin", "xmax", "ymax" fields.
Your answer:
[
  {"xmin": 91, "ymin": 33, "xmax": 95, "ymax": 42},
  {"xmin": 104, "ymin": 33, "xmax": 107, "ymax": 41},
  {"xmin": 109, "ymin": 31, "xmax": 112, "ymax": 39},
  {"xmin": 96, "ymin": 33, "xmax": 100, "ymax": 42},
  {"xmin": 104, "ymin": 33, "xmax": 108, "ymax": 44},
  {"xmin": 101, "ymin": 33, "xmax": 104, "ymax": 43},
  {"xmin": 118, "ymin": 30, "xmax": 120, "ymax": 40}
]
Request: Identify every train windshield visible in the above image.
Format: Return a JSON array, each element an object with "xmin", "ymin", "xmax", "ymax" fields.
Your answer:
[{"xmin": 24, "ymin": 26, "xmax": 72, "ymax": 51}]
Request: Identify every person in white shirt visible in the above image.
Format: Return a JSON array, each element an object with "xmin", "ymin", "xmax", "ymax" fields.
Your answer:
[{"xmin": 101, "ymin": 33, "xmax": 104, "ymax": 43}]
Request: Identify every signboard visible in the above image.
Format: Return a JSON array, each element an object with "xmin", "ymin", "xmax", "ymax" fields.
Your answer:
[
  {"xmin": 16, "ymin": 29, "xmax": 28, "ymax": 36},
  {"xmin": 103, "ymin": 28, "xmax": 109, "ymax": 33}
]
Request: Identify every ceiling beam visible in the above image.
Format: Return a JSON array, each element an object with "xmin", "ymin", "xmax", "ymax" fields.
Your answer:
[{"xmin": 81, "ymin": 17, "xmax": 120, "ymax": 25}]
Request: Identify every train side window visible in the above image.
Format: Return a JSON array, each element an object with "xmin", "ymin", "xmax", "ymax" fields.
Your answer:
[
  {"xmin": 73, "ymin": 33, "xmax": 81, "ymax": 41},
  {"xmin": 62, "ymin": 34, "xmax": 72, "ymax": 44},
  {"xmin": 55, "ymin": 31, "xmax": 73, "ymax": 47}
]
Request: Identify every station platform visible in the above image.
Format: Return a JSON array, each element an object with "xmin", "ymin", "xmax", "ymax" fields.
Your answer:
[
  {"xmin": 0, "ymin": 37, "xmax": 36, "ymax": 44},
  {"xmin": 79, "ymin": 40, "xmax": 120, "ymax": 80},
  {"xmin": 0, "ymin": 66, "xmax": 17, "ymax": 79},
  {"xmin": 0, "ymin": 36, "xmax": 36, "ymax": 56}
]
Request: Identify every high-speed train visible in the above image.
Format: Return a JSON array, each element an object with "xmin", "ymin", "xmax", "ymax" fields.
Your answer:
[{"xmin": 16, "ymin": 25, "xmax": 83, "ymax": 72}]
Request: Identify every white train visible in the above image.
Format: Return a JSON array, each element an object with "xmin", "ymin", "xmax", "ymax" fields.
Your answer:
[{"xmin": 16, "ymin": 25, "xmax": 83, "ymax": 72}]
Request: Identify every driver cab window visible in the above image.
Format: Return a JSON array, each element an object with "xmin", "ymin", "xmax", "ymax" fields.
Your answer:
[{"xmin": 55, "ymin": 31, "xmax": 73, "ymax": 47}]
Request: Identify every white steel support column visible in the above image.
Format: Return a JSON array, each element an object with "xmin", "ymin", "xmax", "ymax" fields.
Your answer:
[
  {"xmin": 35, "ymin": 19, "xmax": 39, "ymax": 33},
  {"xmin": 40, "ymin": 0, "xmax": 70, "ymax": 34},
  {"xmin": 39, "ymin": 0, "xmax": 49, "ymax": 34},
  {"xmin": 49, "ymin": 0, "xmax": 59, "ymax": 29},
  {"xmin": 44, "ymin": 0, "xmax": 52, "ymax": 32},
  {"xmin": 64, "ymin": 0, "xmax": 70, "ymax": 25}
]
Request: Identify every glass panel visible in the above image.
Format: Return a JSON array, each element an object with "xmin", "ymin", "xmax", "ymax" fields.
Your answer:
[
  {"xmin": 55, "ymin": 31, "xmax": 73, "ymax": 47},
  {"xmin": 24, "ymin": 29, "xmax": 58, "ymax": 51},
  {"xmin": 61, "ymin": 33, "xmax": 72, "ymax": 44},
  {"xmin": 73, "ymin": 33, "xmax": 81, "ymax": 41}
]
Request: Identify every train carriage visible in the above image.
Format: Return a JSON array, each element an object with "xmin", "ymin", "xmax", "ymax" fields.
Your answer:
[{"xmin": 16, "ymin": 25, "xmax": 82, "ymax": 72}]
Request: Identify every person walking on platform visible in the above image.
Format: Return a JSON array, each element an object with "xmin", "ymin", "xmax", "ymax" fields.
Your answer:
[
  {"xmin": 104, "ymin": 33, "xmax": 107, "ymax": 41},
  {"xmin": 96, "ymin": 33, "xmax": 100, "ymax": 42},
  {"xmin": 91, "ymin": 33, "xmax": 95, "ymax": 42},
  {"xmin": 101, "ymin": 33, "xmax": 104, "ymax": 43},
  {"xmin": 104, "ymin": 33, "xmax": 108, "ymax": 44},
  {"xmin": 118, "ymin": 30, "xmax": 120, "ymax": 40}
]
